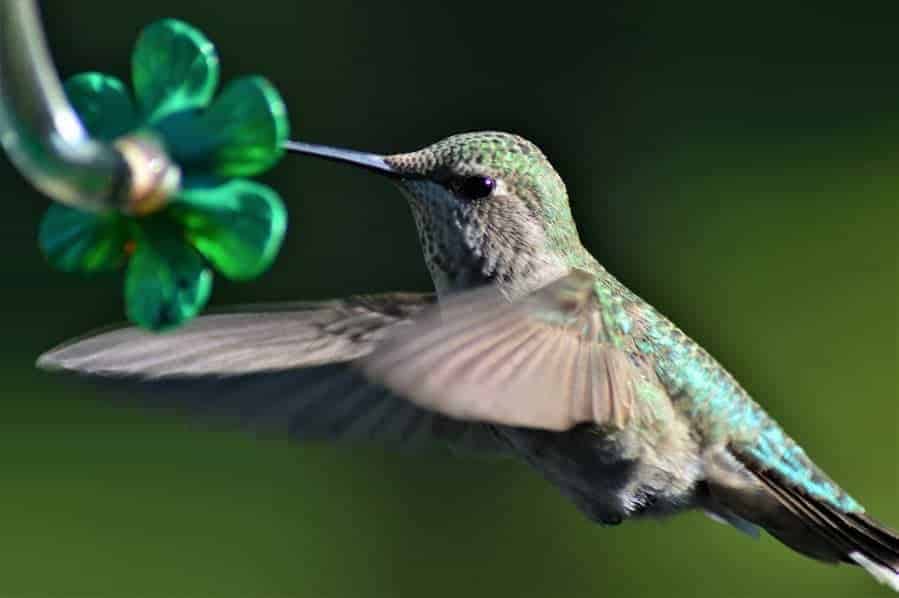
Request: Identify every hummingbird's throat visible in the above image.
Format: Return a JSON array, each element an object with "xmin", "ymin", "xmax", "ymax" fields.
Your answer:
[{"xmin": 398, "ymin": 179, "xmax": 571, "ymax": 298}]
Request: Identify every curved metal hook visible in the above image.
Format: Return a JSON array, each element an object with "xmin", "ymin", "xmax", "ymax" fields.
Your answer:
[{"xmin": 0, "ymin": 0, "xmax": 172, "ymax": 213}]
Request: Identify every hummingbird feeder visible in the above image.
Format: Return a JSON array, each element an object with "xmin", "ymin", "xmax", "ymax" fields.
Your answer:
[{"xmin": 0, "ymin": 4, "xmax": 290, "ymax": 330}]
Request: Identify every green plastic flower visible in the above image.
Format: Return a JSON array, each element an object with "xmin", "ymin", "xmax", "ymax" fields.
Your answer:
[{"xmin": 38, "ymin": 19, "xmax": 289, "ymax": 330}]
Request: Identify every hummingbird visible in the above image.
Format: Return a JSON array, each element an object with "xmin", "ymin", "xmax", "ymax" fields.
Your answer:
[{"xmin": 39, "ymin": 131, "xmax": 898, "ymax": 591}]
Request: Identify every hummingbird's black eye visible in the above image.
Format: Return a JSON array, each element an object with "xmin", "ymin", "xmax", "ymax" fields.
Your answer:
[{"xmin": 452, "ymin": 175, "xmax": 496, "ymax": 201}]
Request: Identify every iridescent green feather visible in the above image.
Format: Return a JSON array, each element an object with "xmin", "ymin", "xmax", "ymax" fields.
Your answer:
[{"xmin": 635, "ymin": 303, "xmax": 862, "ymax": 512}]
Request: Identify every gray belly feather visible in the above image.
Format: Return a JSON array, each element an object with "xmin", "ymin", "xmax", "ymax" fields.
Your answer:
[{"xmin": 500, "ymin": 423, "xmax": 703, "ymax": 525}]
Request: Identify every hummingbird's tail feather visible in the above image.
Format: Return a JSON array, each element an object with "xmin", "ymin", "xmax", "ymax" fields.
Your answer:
[
  {"xmin": 850, "ymin": 552, "xmax": 899, "ymax": 592},
  {"xmin": 706, "ymin": 449, "xmax": 898, "ymax": 591},
  {"xmin": 750, "ymin": 465, "xmax": 899, "ymax": 592},
  {"xmin": 753, "ymin": 467, "xmax": 899, "ymax": 589}
]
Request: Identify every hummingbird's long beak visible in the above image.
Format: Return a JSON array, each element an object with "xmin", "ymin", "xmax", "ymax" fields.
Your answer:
[{"xmin": 284, "ymin": 140, "xmax": 401, "ymax": 178}]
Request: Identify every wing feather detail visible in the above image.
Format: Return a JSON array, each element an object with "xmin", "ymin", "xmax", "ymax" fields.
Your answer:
[{"xmin": 362, "ymin": 270, "xmax": 664, "ymax": 431}]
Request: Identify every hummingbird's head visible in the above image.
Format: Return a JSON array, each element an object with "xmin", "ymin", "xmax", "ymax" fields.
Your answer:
[{"xmin": 287, "ymin": 132, "xmax": 591, "ymax": 296}]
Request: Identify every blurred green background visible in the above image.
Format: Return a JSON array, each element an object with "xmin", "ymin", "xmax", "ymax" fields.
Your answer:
[{"xmin": 1, "ymin": 1, "xmax": 897, "ymax": 596}]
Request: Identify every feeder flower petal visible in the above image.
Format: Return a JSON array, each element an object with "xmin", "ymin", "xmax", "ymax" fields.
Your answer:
[
  {"xmin": 125, "ymin": 221, "xmax": 213, "ymax": 331},
  {"xmin": 132, "ymin": 18, "xmax": 219, "ymax": 124},
  {"xmin": 38, "ymin": 204, "xmax": 128, "ymax": 272},
  {"xmin": 203, "ymin": 76, "xmax": 289, "ymax": 177},
  {"xmin": 160, "ymin": 77, "xmax": 289, "ymax": 178},
  {"xmin": 172, "ymin": 178, "xmax": 287, "ymax": 280},
  {"xmin": 64, "ymin": 73, "xmax": 138, "ymax": 141}
]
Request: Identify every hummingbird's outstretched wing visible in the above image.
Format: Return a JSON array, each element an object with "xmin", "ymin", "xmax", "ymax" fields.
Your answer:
[
  {"xmin": 362, "ymin": 269, "xmax": 669, "ymax": 432},
  {"xmin": 37, "ymin": 294, "xmax": 506, "ymax": 454}
]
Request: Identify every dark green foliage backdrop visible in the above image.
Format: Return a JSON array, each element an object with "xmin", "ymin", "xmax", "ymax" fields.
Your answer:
[{"xmin": 0, "ymin": 2, "xmax": 896, "ymax": 596}]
